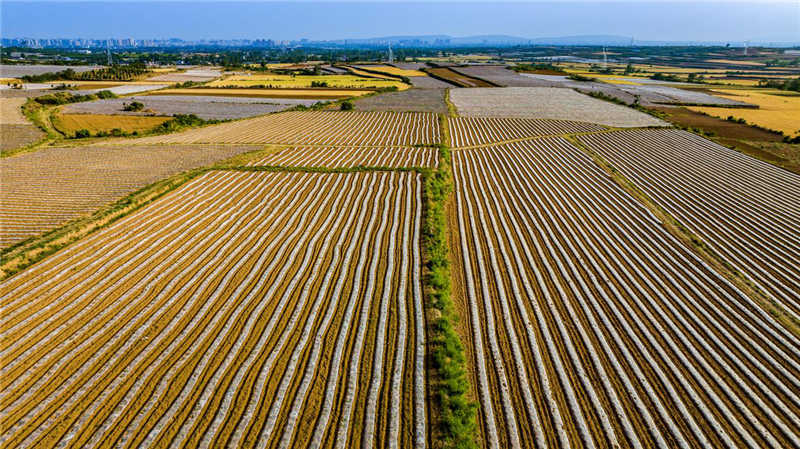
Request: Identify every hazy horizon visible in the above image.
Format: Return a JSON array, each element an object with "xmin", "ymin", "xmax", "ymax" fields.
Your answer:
[{"xmin": 2, "ymin": 1, "xmax": 798, "ymax": 43}]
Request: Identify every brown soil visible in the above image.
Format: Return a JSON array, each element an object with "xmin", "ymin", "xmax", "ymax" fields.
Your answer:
[
  {"xmin": 652, "ymin": 106, "xmax": 800, "ymax": 175},
  {"xmin": 652, "ymin": 107, "xmax": 780, "ymax": 141},
  {"xmin": 425, "ymin": 68, "xmax": 496, "ymax": 88}
]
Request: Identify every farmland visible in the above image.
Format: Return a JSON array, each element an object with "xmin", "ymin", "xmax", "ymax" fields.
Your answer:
[
  {"xmin": 0, "ymin": 170, "xmax": 427, "ymax": 448},
  {"xmin": 449, "ymin": 87, "xmax": 669, "ymax": 128},
  {"xmin": 52, "ymin": 113, "xmax": 170, "ymax": 135},
  {"xmin": 0, "ymin": 144, "xmax": 261, "ymax": 247},
  {"xmin": 207, "ymin": 74, "xmax": 408, "ymax": 91},
  {"xmin": 451, "ymin": 139, "xmax": 800, "ymax": 447},
  {"xmin": 61, "ymin": 95, "xmax": 319, "ymax": 120},
  {"xmin": 3, "ymin": 47, "xmax": 800, "ymax": 449},
  {"xmin": 247, "ymin": 146, "xmax": 439, "ymax": 169},
  {"xmin": 0, "ymin": 96, "xmax": 45, "ymax": 153},
  {"xmin": 579, "ymin": 129, "xmax": 800, "ymax": 321},
  {"xmin": 689, "ymin": 88, "xmax": 800, "ymax": 136},
  {"xmin": 121, "ymin": 111, "xmax": 442, "ymax": 146},
  {"xmin": 148, "ymin": 87, "xmax": 368, "ymax": 99},
  {"xmin": 425, "ymin": 67, "xmax": 495, "ymax": 87},
  {"xmin": 354, "ymin": 88, "xmax": 448, "ymax": 113},
  {"xmin": 448, "ymin": 116, "xmax": 606, "ymax": 147}
]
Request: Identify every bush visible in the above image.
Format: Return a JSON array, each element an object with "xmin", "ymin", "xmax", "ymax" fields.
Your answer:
[
  {"xmin": 123, "ymin": 101, "xmax": 145, "ymax": 112},
  {"xmin": 340, "ymin": 101, "xmax": 354, "ymax": 111},
  {"xmin": 567, "ymin": 74, "xmax": 597, "ymax": 82},
  {"xmin": 74, "ymin": 129, "xmax": 91, "ymax": 138},
  {"xmin": 96, "ymin": 90, "xmax": 117, "ymax": 99}
]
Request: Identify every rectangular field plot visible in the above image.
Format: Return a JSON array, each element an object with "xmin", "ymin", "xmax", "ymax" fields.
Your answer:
[
  {"xmin": 122, "ymin": 111, "xmax": 442, "ymax": 146},
  {"xmin": 448, "ymin": 116, "xmax": 605, "ymax": 148},
  {"xmin": 0, "ymin": 171, "xmax": 427, "ymax": 448},
  {"xmin": 0, "ymin": 145, "xmax": 261, "ymax": 247},
  {"xmin": 452, "ymin": 139, "xmax": 800, "ymax": 448},
  {"xmin": 450, "ymin": 87, "xmax": 669, "ymax": 128},
  {"xmin": 247, "ymin": 146, "xmax": 438, "ymax": 169},
  {"xmin": 579, "ymin": 129, "xmax": 800, "ymax": 321}
]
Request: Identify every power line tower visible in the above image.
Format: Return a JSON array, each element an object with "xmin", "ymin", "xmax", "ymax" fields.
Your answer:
[
  {"xmin": 106, "ymin": 40, "xmax": 113, "ymax": 65},
  {"xmin": 743, "ymin": 41, "xmax": 750, "ymax": 56},
  {"xmin": 387, "ymin": 44, "xmax": 394, "ymax": 63},
  {"xmin": 602, "ymin": 45, "xmax": 608, "ymax": 70}
]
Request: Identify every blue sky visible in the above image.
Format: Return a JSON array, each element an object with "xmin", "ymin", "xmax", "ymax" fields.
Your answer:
[{"xmin": 2, "ymin": 2, "xmax": 798, "ymax": 42}]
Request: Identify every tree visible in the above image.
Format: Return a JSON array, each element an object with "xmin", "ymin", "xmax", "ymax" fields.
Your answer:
[{"xmin": 340, "ymin": 101, "xmax": 354, "ymax": 111}]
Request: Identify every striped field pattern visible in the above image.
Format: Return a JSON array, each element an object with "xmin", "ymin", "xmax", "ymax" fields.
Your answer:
[
  {"xmin": 448, "ymin": 116, "xmax": 606, "ymax": 148},
  {"xmin": 0, "ymin": 171, "xmax": 427, "ymax": 449},
  {"xmin": 247, "ymin": 146, "xmax": 439, "ymax": 168},
  {"xmin": 579, "ymin": 129, "xmax": 800, "ymax": 323},
  {"xmin": 113, "ymin": 111, "xmax": 442, "ymax": 146},
  {"xmin": 0, "ymin": 144, "xmax": 260, "ymax": 248},
  {"xmin": 452, "ymin": 139, "xmax": 800, "ymax": 447}
]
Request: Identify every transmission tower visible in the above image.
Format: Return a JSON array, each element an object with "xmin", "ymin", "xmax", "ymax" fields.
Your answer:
[
  {"xmin": 743, "ymin": 41, "xmax": 750, "ymax": 56},
  {"xmin": 106, "ymin": 40, "xmax": 112, "ymax": 65},
  {"xmin": 602, "ymin": 45, "xmax": 608, "ymax": 70}
]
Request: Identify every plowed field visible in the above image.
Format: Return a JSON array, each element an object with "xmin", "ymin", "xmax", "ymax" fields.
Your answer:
[
  {"xmin": 0, "ymin": 171, "xmax": 427, "ymax": 448},
  {"xmin": 247, "ymin": 146, "xmax": 438, "ymax": 168},
  {"xmin": 452, "ymin": 138, "xmax": 800, "ymax": 447},
  {"xmin": 579, "ymin": 128, "xmax": 800, "ymax": 322},
  {"xmin": 0, "ymin": 144, "xmax": 261, "ymax": 247},
  {"xmin": 448, "ymin": 116, "xmax": 605, "ymax": 148},
  {"xmin": 118, "ymin": 111, "xmax": 442, "ymax": 146}
]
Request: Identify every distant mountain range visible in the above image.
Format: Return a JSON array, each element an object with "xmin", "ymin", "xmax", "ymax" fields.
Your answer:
[{"xmin": 353, "ymin": 34, "xmax": 799, "ymax": 47}]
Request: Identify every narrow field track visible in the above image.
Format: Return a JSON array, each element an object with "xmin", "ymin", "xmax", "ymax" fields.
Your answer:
[
  {"xmin": 579, "ymin": 129, "xmax": 800, "ymax": 322},
  {"xmin": 247, "ymin": 146, "xmax": 439, "ymax": 168},
  {"xmin": 452, "ymin": 139, "xmax": 800, "ymax": 448},
  {"xmin": 447, "ymin": 116, "xmax": 605, "ymax": 148},
  {"xmin": 0, "ymin": 144, "xmax": 261, "ymax": 248},
  {"xmin": 111, "ymin": 111, "xmax": 442, "ymax": 146},
  {"xmin": 0, "ymin": 170, "xmax": 426, "ymax": 449}
]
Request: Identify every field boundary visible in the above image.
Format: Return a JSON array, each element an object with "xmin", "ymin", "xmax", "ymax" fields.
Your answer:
[
  {"xmin": 565, "ymin": 135, "xmax": 800, "ymax": 335},
  {"xmin": 422, "ymin": 118, "xmax": 479, "ymax": 447}
]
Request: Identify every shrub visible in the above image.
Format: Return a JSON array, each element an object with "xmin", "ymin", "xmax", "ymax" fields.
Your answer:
[
  {"xmin": 567, "ymin": 74, "xmax": 597, "ymax": 82},
  {"xmin": 340, "ymin": 101, "xmax": 354, "ymax": 111},
  {"xmin": 96, "ymin": 90, "xmax": 117, "ymax": 99},
  {"xmin": 74, "ymin": 129, "xmax": 91, "ymax": 138},
  {"xmin": 123, "ymin": 101, "xmax": 145, "ymax": 112}
]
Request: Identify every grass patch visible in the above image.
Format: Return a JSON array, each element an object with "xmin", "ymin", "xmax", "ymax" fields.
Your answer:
[
  {"xmin": 53, "ymin": 113, "xmax": 171, "ymax": 136},
  {"xmin": 423, "ymin": 117, "xmax": 478, "ymax": 448}
]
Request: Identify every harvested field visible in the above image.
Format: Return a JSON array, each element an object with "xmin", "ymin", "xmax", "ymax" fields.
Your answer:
[
  {"xmin": 208, "ymin": 74, "xmax": 406, "ymax": 91},
  {"xmin": 0, "ymin": 170, "xmax": 427, "ymax": 449},
  {"xmin": 61, "ymin": 95, "xmax": 319, "ymax": 120},
  {"xmin": 0, "ymin": 65, "xmax": 102, "ymax": 78},
  {"xmin": 354, "ymin": 88, "xmax": 447, "ymax": 113},
  {"xmin": 149, "ymin": 87, "xmax": 367, "ymax": 99},
  {"xmin": 448, "ymin": 116, "xmax": 605, "ymax": 148},
  {"xmin": 579, "ymin": 128, "xmax": 800, "ymax": 321},
  {"xmin": 121, "ymin": 111, "xmax": 442, "ymax": 146},
  {"xmin": 1, "ymin": 98, "xmax": 29, "ymax": 124},
  {"xmin": 452, "ymin": 139, "xmax": 800, "ymax": 448},
  {"xmin": 450, "ymin": 87, "xmax": 668, "ymax": 128},
  {"xmin": 689, "ymin": 89, "xmax": 800, "ymax": 137},
  {"xmin": 53, "ymin": 113, "xmax": 170, "ymax": 135},
  {"xmin": 146, "ymin": 68, "xmax": 222, "ymax": 83},
  {"xmin": 425, "ymin": 67, "xmax": 495, "ymax": 87},
  {"xmin": 0, "ymin": 125, "xmax": 44, "ymax": 153},
  {"xmin": 451, "ymin": 65, "xmax": 554, "ymax": 87},
  {"xmin": 93, "ymin": 84, "xmax": 169, "ymax": 96},
  {"xmin": 0, "ymin": 144, "xmax": 261, "ymax": 247},
  {"xmin": 247, "ymin": 146, "xmax": 438, "ymax": 168},
  {"xmin": 355, "ymin": 65, "xmax": 427, "ymax": 77}
]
